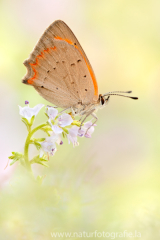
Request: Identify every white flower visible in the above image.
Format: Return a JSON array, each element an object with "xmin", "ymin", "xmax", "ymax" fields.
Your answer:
[
  {"xmin": 46, "ymin": 106, "xmax": 58, "ymax": 120},
  {"xmin": 51, "ymin": 132, "xmax": 63, "ymax": 145},
  {"xmin": 51, "ymin": 125, "xmax": 63, "ymax": 134},
  {"xmin": 40, "ymin": 135, "xmax": 57, "ymax": 157},
  {"xmin": 19, "ymin": 103, "xmax": 44, "ymax": 121},
  {"xmin": 40, "ymin": 133, "xmax": 63, "ymax": 158},
  {"xmin": 67, "ymin": 126, "xmax": 79, "ymax": 147},
  {"xmin": 58, "ymin": 113, "xmax": 73, "ymax": 127},
  {"xmin": 40, "ymin": 141, "xmax": 57, "ymax": 158},
  {"xmin": 78, "ymin": 121, "xmax": 95, "ymax": 138},
  {"xmin": 52, "ymin": 113, "xmax": 73, "ymax": 134},
  {"xmin": 46, "ymin": 106, "xmax": 73, "ymax": 134}
]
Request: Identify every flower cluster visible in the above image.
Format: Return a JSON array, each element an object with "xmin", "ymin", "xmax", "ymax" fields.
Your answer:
[
  {"xmin": 9, "ymin": 102, "xmax": 96, "ymax": 170},
  {"xmin": 8, "ymin": 101, "xmax": 97, "ymax": 180},
  {"xmin": 43, "ymin": 106, "xmax": 96, "ymax": 155}
]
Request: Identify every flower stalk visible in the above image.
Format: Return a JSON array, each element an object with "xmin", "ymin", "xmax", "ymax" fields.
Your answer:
[{"xmin": 24, "ymin": 123, "xmax": 48, "ymax": 172}]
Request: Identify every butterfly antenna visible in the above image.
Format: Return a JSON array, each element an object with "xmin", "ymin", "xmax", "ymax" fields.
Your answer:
[
  {"xmin": 104, "ymin": 91, "xmax": 132, "ymax": 94},
  {"xmin": 103, "ymin": 92, "xmax": 138, "ymax": 100}
]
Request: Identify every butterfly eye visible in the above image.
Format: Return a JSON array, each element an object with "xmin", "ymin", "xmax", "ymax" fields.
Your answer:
[{"xmin": 101, "ymin": 96, "xmax": 105, "ymax": 105}]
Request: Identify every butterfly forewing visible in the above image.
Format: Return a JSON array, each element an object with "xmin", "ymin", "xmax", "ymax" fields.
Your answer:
[{"xmin": 22, "ymin": 20, "xmax": 99, "ymax": 108}]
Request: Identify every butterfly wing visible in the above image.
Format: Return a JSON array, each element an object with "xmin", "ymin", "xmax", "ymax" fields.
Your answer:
[{"xmin": 22, "ymin": 20, "xmax": 99, "ymax": 108}]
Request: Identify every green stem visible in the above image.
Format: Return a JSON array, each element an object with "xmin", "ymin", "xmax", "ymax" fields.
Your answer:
[{"xmin": 24, "ymin": 123, "xmax": 48, "ymax": 173}]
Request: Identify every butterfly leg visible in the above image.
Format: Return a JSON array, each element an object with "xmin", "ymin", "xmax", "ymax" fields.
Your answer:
[
  {"xmin": 79, "ymin": 109, "xmax": 95, "ymax": 129},
  {"xmin": 91, "ymin": 112, "xmax": 98, "ymax": 127},
  {"xmin": 79, "ymin": 116, "xmax": 83, "ymax": 122},
  {"xmin": 85, "ymin": 112, "xmax": 98, "ymax": 135},
  {"xmin": 91, "ymin": 112, "xmax": 98, "ymax": 124}
]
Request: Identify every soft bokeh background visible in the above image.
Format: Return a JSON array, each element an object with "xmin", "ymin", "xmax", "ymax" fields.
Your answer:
[{"xmin": 1, "ymin": 0, "xmax": 160, "ymax": 239}]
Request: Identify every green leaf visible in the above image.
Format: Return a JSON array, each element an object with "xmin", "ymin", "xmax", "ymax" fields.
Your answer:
[
  {"xmin": 29, "ymin": 138, "xmax": 46, "ymax": 150},
  {"xmin": 62, "ymin": 127, "xmax": 69, "ymax": 134},
  {"xmin": 44, "ymin": 112, "xmax": 49, "ymax": 118},
  {"xmin": 37, "ymin": 161, "xmax": 49, "ymax": 167},
  {"xmin": 21, "ymin": 117, "xmax": 30, "ymax": 131},
  {"xmin": 8, "ymin": 152, "xmax": 24, "ymax": 166},
  {"xmin": 8, "ymin": 152, "xmax": 15, "ymax": 159},
  {"xmin": 21, "ymin": 115, "xmax": 35, "ymax": 131},
  {"xmin": 41, "ymin": 125, "xmax": 52, "ymax": 136},
  {"xmin": 30, "ymin": 155, "xmax": 49, "ymax": 167},
  {"xmin": 39, "ymin": 158, "xmax": 48, "ymax": 162},
  {"xmin": 42, "ymin": 126, "xmax": 52, "ymax": 132},
  {"xmin": 34, "ymin": 142, "xmax": 41, "ymax": 150},
  {"xmin": 31, "ymin": 137, "xmax": 45, "ymax": 143},
  {"xmin": 62, "ymin": 132, "xmax": 66, "ymax": 138},
  {"xmin": 35, "ymin": 138, "xmax": 46, "ymax": 142},
  {"xmin": 30, "ymin": 115, "xmax": 35, "ymax": 126}
]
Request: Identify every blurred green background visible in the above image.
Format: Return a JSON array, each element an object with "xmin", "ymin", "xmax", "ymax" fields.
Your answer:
[{"xmin": 1, "ymin": 0, "xmax": 160, "ymax": 239}]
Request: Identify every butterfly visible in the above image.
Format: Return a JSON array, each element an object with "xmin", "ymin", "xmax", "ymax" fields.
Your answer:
[{"xmin": 22, "ymin": 20, "xmax": 138, "ymax": 126}]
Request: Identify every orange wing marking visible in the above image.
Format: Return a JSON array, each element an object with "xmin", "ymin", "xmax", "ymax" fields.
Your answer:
[{"xmin": 27, "ymin": 46, "xmax": 56, "ymax": 85}]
